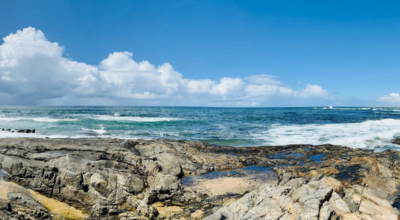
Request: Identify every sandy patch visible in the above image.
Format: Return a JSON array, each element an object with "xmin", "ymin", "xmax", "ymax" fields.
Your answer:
[
  {"xmin": 182, "ymin": 165, "xmax": 278, "ymax": 196},
  {"xmin": 189, "ymin": 176, "xmax": 276, "ymax": 196},
  {"xmin": 30, "ymin": 190, "xmax": 88, "ymax": 220},
  {"xmin": 0, "ymin": 180, "xmax": 27, "ymax": 200},
  {"xmin": 223, "ymin": 198, "xmax": 237, "ymax": 206},
  {"xmin": 0, "ymin": 180, "xmax": 88, "ymax": 219},
  {"xmin": 190, "ymin": 210, "xmax": 204, "ymax": 219},
  {"xmin": 152, "ymin": 202, "xmax": 183, "ymax": 218}
]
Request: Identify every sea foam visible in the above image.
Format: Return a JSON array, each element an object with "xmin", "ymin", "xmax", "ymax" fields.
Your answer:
[
  {"xmin": 81, "ymin": 126, "xmax": 108, "ymax": 136},
  {"xmin": 96, "ymin": 115, "xmax": 182, "ymax": 122},
  {"xmin": 0, "ymin": 117, "xmax": 77, "ymax": 122},
  {"xmin": 259, "ymin": 118, "xmax": 400, "ymax": 149}
]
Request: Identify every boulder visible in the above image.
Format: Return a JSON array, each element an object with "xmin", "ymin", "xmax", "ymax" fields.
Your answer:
[{"xmin": 393, "ymin": 137, "xmax": 400, "ymax": 145}]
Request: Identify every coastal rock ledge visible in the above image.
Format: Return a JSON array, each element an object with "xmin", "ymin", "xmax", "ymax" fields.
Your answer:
[{"xmin": 0, "ymin": 138, "xmax": 399, "ymax": 220}]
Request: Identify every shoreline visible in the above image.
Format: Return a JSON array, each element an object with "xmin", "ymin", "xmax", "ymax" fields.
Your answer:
[
  {"xmin": 0, "ymin": 137, "xmax": 399, "ymax": 219},
  {"xmin": 3, "ymin": 106, "xmax": 400, "ymax": 150}
]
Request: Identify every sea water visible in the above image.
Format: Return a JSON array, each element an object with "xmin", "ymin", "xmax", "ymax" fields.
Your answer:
[{"xmin": 1, "ymin": 106, "xmax": 400, "ymax": 151}]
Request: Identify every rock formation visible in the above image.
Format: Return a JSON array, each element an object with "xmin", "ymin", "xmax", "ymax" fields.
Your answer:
[{"xmin": 0, "ymin": 138, "xmax": 399, "ymax": 219}]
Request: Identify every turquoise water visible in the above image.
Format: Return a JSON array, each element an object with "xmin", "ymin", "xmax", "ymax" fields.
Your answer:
[{"xmin": 1, "ymin": 106, "xmax": 400, "ymax": 150}]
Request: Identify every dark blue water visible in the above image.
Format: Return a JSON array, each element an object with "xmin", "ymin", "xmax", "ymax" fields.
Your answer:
[{"xmin": 1, "ymin": 106, "xmax": 400, "ymax": 150}]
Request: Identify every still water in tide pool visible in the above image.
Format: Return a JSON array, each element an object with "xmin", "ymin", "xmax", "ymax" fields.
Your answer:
[{"xmin": 1, "ymin": 106, "xmax": 400, "ymax": 151}]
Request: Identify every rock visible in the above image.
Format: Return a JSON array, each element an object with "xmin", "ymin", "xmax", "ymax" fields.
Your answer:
[
  {"xmin": 392, "ymin": 137, "xmax": 400, "ymax": 145},
  {"xmin": 0, "ymin": 199, "xmax": 12, "ymax": 219},
  {"xmin": 1, "ymin": 128, "xmax": 35, "ymax": 134},
  {"xmin": 206, "ymin": 175, "xmax": 398, "ymax": 220},
  {"xmin": 0, "ymin": 193, "xmax": 51, "ymax": 220},
  {"xmin": 8, "ymin": 192, "xmax": 50, "ymax": 219},
  {"xmin": 0, "ymin": 138, "xmax": 400, "ymax": 219},
  {"xmin": 17, "ymin": 129, "xmax": 34, "ymax": 133},
  {"xmin": 329, "ymin": 191, "xmax": 350, "ymax": 214},
  {"xmin": 0, "ymin": 138, "xmax": 248, "ymax": 218}
]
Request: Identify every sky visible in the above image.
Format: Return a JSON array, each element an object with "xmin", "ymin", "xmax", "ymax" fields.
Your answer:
[{"xmin": 0, "ymin": 0, "xmax": 399, "ymax": 106}]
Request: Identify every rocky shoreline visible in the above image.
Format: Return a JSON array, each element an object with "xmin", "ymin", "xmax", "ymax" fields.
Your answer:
[
  {"xmin": 0, "ymin": 138, "xmax": 399, "ymax": 219},
  {"xmin": 0, "ymin": 128, "xmax": 35, "ymax": 133}
]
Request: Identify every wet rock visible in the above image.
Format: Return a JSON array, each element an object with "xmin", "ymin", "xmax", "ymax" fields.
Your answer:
[
  {"xmin": 393, "ymin": 137, "xmax": 400, "ymax": 145},
  {"xmin": 1, "ymin": 128, "xmax": 35, "ymax": 134},
  {"xmin": 16, "ymin": 129, "xmax": 34, "ymax": 133}
]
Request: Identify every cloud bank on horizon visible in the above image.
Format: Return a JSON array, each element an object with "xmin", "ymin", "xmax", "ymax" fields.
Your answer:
[{"xmin": 0, "ymin": 27, "xmax": 393, "ymax": 106}]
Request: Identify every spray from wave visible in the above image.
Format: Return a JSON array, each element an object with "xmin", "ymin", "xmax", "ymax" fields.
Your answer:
[
  {"xmin": 81, "ymin": 126, "xmax": 108, "ymax": 136},
  {"xmin": 258, "ymin": 119, "xmax": 400, "ymax": 150}
]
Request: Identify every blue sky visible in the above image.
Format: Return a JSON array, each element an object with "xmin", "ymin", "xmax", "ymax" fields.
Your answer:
[{"xmin": 0, "ymin": 0, "xmax": 399, "ymax": 106}]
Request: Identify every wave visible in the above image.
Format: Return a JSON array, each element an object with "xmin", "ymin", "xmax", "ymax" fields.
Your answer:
[
  {"xmin": 314, "ymin": 107, "xmax": 373, "ymax": 110},
  {"xmin": 256, "ymin": 119, "xmax": 400, "ymax": 149},
  {"xmin": 81, "ymin": 126, "xmax": 108, "ymax": 136},
  {"xmin": 0, "ymin": 130, "xmax": 69, "ymax": 138},
  {"xmin": 0, "ymin": 117, "xmax": 77, "ymax": 122},
  {"xmin": 95, "ymin": 115, "xmax": 182, "ymax": 122},
  {"xmin": 31, "ymin": 117, "xmax": 77, "ymax": 122}
]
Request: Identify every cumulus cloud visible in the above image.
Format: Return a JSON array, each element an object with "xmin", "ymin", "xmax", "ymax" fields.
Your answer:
[
  {"xmin": 0, "ymin": 27, "xmax": 333, "ymax": 106},
  {"xmin": 378, "ymin": 93, "xmax": 400, "ymax": 103},
  {"xmin": 244, "ymin": 75, "xmax": 295, "ymax": 97},
  {"xmin": 300, "ymin": 84, "xmax": 330, "ymax": 98}
]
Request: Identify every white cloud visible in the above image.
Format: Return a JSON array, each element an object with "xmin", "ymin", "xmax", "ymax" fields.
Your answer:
[
  {"xmin": 300, "ymin": 84, "xmax": 330, "ymax": 98},
  {"xmin": 186, "ymin": 79, "xmax": 215, "ymax": 94},
  {"xmin": 0, "ymin": 27, "xmax": 333, "ymax": 106},
  {"xmin": 210, "ymin": 77, "xmax": 245, "ymax": 98},
  {"xmin": 244, "ymin": 75, "xmax": 295, "ymax": 97},
  {"xmin": 245, "ymin": 74, "xmax": 284, "ymax": 86},
  {"xmin": 0, "ymin": 27, "xmax": 62, "ymax": 59},
  {"xmin": 378, "ymin": 93, "xmax": 400, "ymax": 103}
]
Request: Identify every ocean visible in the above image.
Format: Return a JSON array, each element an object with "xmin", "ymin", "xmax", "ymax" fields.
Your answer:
[{"xmin": 1, "ymin": 106, "xmax": 400, "ymax": 151}]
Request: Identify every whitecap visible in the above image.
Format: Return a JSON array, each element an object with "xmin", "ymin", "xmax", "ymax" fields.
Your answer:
[
  {"xmin": 331, "ymin": 107, "xmax": 372, "ymax": 110},
  {"xmin": 254, "ymin": 119, "xmax": 400, "ymax": 149},
  {"xmin": 0, "ymin": 118, "xmax": 21, "ymax": 121},
  {"xmin": 0, "ymin": 130, "xmax": 69, "ymax": 138},
  {"xmin": 31, "ymin": 117, "xmax": 78, "ymax": 122},
  {"xmin": 81, "ymin": 126, "xmax": 108, "ymax": 136},
  {"xmin": 0, "ymin": 117, "xmax": 77, "ymax": 122},
  {"xmin": 96, "ymin": 115, "xmax": 182, "ymax": 122}
]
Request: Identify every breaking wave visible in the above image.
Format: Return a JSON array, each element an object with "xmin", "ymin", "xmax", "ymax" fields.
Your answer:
[
  {"xmin": 95, "ymin": 115, "xmax": 182, "ymax": 122},
  {"xmin": 259, "ymin": 119, "xmax": 400, "ymax": 149}
]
